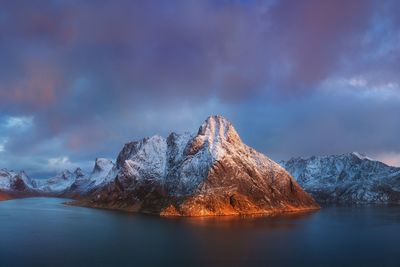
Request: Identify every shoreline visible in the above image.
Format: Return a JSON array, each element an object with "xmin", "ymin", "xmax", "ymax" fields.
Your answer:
[{"xmin": 67, "ymin": 198, "xmax": 320, "ymax": 218}]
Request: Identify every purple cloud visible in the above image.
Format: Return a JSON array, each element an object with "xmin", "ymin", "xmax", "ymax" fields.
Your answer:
[{"xmin": 0, "ymin": 0, "xmax": 399, "ymax": 175}]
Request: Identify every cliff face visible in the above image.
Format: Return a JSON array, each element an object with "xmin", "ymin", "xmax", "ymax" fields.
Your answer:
[
  {"xmin": 0, "ymin": 169, "xmax": 35, "ymax": 194},
  {"xmin": 0, "ymin": 159, "xmax": 116, "ymax": 200},
  {"xmin": 66, "ymin": 158, "xmax": 115, "ymax": 197},
  {"xmin": 1, "ymin": 116, "xmax": 320, "ymax": 216},
  {"xmin": 281, "ymin": 153, "xmax": 400, "ymax": 204},
  {"xmin": 77, "ymin": 116, "xmax": 319, "ymax": 216}
]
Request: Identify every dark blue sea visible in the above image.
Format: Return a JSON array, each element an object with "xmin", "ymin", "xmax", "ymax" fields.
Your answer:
[{"xmin": 1, "ymin": 198, "xmax": 400, "ymax": 267}]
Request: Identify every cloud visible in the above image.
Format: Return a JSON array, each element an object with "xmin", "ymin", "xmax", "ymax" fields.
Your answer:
[
  {"xmin": 348, "ymin": 77, "xmax": 368, "ymax": 88},
  {"xmin": 0, "ymin": 0, "xmax": 380, "ymax": 112},
  {"xmin": 0, "ymin": 0, "xmax": 399, "ymax": 175},
  {"xmin": 321, "ymin": 75, "xmax": 400, "ymax": 101},
  {"xmin": 0, "ymin": 140, "xmax": 5, "ymax": 152},
  {"xmin": 47, "ymin": 156, "xmax": 77, "ymax": 172},
  {"xmin": 0, "ymin": 116, "xmax": 34, "ymax": 154},
  {"xmin": 2, "ymin": 116, "xmax": 33, "ymax": 129}
]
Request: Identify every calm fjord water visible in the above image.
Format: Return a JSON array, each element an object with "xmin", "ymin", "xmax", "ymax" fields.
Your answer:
[{"xmin": 1, "ymin": 198, "xmax": 400, "ymax": 267}]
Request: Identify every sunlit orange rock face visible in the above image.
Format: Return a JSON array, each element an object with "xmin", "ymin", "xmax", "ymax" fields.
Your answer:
[
  {"xmin": 158, "ymin": 160, "xmax": 319, "ymax": 216},
  {"xmin": 76, "ymin": 116, "xmax": 319, "ymax": 216}
]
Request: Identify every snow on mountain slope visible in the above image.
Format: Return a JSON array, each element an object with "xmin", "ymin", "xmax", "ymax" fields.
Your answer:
[
  {"xmin": 75, "ymin": 115, "xmax": 319, "ymax": 216},
  {"xmin": 67, "ymin": 158, "xmax": 115, "ymax": 194},
  {"xmin": 32, "ymin": 168, "xmax": 85, "ymax": 193},
  {"xmin": 90, "ymin": 158, "xmax": 115, "ymax": 186},
  {"xmin": 0, "ymin": 157, "xmax": 116, "ymax": 199},
  {"xmin": 281, "ymin": 152, "xmax": 400, "ymax": 204},
  {"xmin": 0, "ymin": 169, "xmax": 35, "ymax": 192},
  {"xmin": 0, "ymin": 169, "xmax": 17, "ymax": 191}
]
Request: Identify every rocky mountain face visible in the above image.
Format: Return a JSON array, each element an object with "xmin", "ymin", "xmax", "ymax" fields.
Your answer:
[
  {"xmin": 1, "ymin": 116, "xmax": 319, "ymax": 217},
  {"xmin": 66, "ymin": 158, "xmax": 115, "ymax": 196},
  {"xmin": 75, "ymin": 115, "xmax": 319, "ymax": 216},
  {"xmin": 0, "ymin": 158, "xmax": 115, "ymax": 198},
  {"xmin": 31, "ymin": 169, "xmax": 85, "ymax": 193},
  {"xmin": 4, "ymin": 116, "xmax": 399, "ymax": 212},
  {"xmin": 281, "ymin": 152, "xmax": 400, "ymax": 204},
  {"xmin": 0, "ymin": 169, "xmax": 35, "ymax": 194}
]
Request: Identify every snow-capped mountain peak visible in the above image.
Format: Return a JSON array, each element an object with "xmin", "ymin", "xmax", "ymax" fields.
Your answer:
[
  {"xmin": 186, "ymin": 115, "xmax": 242, "ymax": 162},
  {"xmin": 93, "ymin": 158, "xmax": 114, "ymax": 174},
  {"xmin": 74, "ymin": 168, "xmax": 85, "ymax": 178},
  {"xmin": 197, "ymin": 115, "xmax": 242, "ymax": 145},
  {"xmin": 32, "ymin": 169, "xmax": 82, "ymax": 193},
  {"xmin": 281, "ymin": 153, "xmax": 400, "ymax": 204},
  {"xmin": 349, "ymin": 152, "xmax": 375, "ymax": 162},
  {"xmin": 75, "ymin": 115, "xmax": 318, "ymax": 216},
  {"xmin": 116, "ymin": 135, "xmax": 167, "ymax": 170},
  {"xmin": 0, "ymin": 169, "xmax": 34, "ymax": 192}
]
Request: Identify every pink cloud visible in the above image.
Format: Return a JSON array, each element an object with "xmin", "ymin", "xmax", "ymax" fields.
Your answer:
[
  {"xmin": 273, "ymin": 0, "xmax": 373, "ymax": 87},
  {"xmin": 374, "ymin": 152, "xmax": 400, "ymax": 167},
  {"xmin": 0, "ymin": 57, "xmax": 64, "ymax": 109}
]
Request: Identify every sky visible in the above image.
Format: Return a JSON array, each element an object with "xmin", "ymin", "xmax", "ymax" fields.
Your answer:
[{"xmin": 0, "ymin": 0, "xmax": 399, "ymax": 177}]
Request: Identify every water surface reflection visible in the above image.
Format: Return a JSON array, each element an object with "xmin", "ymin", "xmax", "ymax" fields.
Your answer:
[{"xmin": 1, "ymin": 198, "xmax": 400, "ymax": 267}]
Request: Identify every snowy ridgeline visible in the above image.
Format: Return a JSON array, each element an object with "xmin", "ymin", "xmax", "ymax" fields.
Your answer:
[
  {"xmin": 0, "ymin": 116, "xmax": 291, "ymax": 202},
  {"xmin": 0, "ymin": 158, "xmax": 115, "ymax": 194},
  {"xmin": 113, "ymin": 115, "xmax": 289, "ymax": 196},
  {"xmin": 0, "ymin": 169, "xmax": 32, "ymax": 191},
  {"xmin": 281, "ymin": 152, "xmax": 400, "ymax": 204},
  {"xmin": 2, "ymin": 115, "xmax": 400, "ymax": 206},
  {"xmin": 77, "ymin": 115, "xmax": 317, "ymax": 216}
]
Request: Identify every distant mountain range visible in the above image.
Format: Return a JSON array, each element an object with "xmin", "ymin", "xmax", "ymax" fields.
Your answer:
[
  {"xmin": 0, "ymin": 158, "xmax": 113, "ymax": 197},
  {"xmin": 3, "ymin": 116, "xmax": 400, "ymax": 214},
  {"xmin": 281, "ymin": 152, "xmax": 400, "ymax": 204},
  {"xmin": 0, "ymin": 169, "xmax": 38, "ymax": 198},
  {"xmin": 0, "ymin": 116, "xmax": 318, "ymax": 216}
]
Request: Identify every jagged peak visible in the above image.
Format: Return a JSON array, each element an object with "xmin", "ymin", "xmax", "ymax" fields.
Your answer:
[
  {"xmin": 93, "ymin": 158, "xmax": 114, "ymax": 173},
  {"xmin": 60, "ymin": 169, "xmax": 72, "ymax": 175},
  {"xmin": 348, "ymin": 152, "xmax": 374, "ymax": 161},
  {"xmin": 283, "ymin": 152, "xmax": 388, "ymax": 168},
  {"xmin": 123, "ymin": 135, "xmax": 165, "ymax": 150},
  {"xmin": 181, "ymin": 115, "xmax": 244, "ymax": 160},
  {"xmin": 95, "ymin": 157, "xmax": 113, "ymax": 164},
  {"xmin": 74, "ymin": 168, "xmax": 85, "ymax": 177},
  {"xmin": 197, "ymin": 115, "xmax": 242, "ymax": 145},
  {"xmin": 0, "ymin": 168, "xmax": 10, "ymax": 174},
  {"xmin": 0, "ymin": 168, "xmax": 17, "ymax": 175},
  {"xmin": 167, "ymin": 131, "xmax": 192, "ymax": 141},
  {"xmin": 144, "ymin": 135, "xmax": 165, "ymax": 143},
  {"xmin": 284, "ymin": 156, "xmax": 306, "ymax": 162},
  {"xmin": 55, "ymin": 169, "xmax": 74, "ymax": 180}
]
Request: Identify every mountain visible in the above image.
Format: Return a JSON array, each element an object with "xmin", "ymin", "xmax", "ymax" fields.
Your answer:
[
  {"xmin": 0, "ymin": 168, "xmax": 40, "ymax": 199},
  {"xmin": 66, "ymin": 158, "xmax": 115, "ymax": 196},
  {"xmin": 31, "ymin": 168, "xmax": 85, "ymax": 193},
  {"xmin": 0, "ymin": 158, "xmax": 116, "ymax": 200},
  {"xmin": 73, "ymin": 115, "xmax": 319, "ymax": 216},
  {"xmin": 281, "ymin": 152, "xmax": 400, "ymax": 204},
  {"xmin": 0, "ymin": 168, "xmax": 35, "ymax": 193}
]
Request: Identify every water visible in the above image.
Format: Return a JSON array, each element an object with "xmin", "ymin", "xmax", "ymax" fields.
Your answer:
[{"xmin": 1, "ymin": 198, "xmax": 400, "ymax": 267}]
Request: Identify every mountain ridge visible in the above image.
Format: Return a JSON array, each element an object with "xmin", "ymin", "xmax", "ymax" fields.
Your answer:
[
  {"xmin": 281, "ymin": 153, "xmax": 400, "ymax": 204},
  {"xmin": 72, "ymin": 115, "xmax": 319, "ymax": 216},
  {"xmin": 3, "ymin": 138, "xmax": 400, "ymax": 208}
]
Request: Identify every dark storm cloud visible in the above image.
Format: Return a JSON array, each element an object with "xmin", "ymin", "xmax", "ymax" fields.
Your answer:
[
  {"xmin": 0, "ymin": 0, "xmax": 399, "ymax": 175},
  {"xmin": 0, "ymin": 0, "xmax": 378, "ymax": 110}
]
